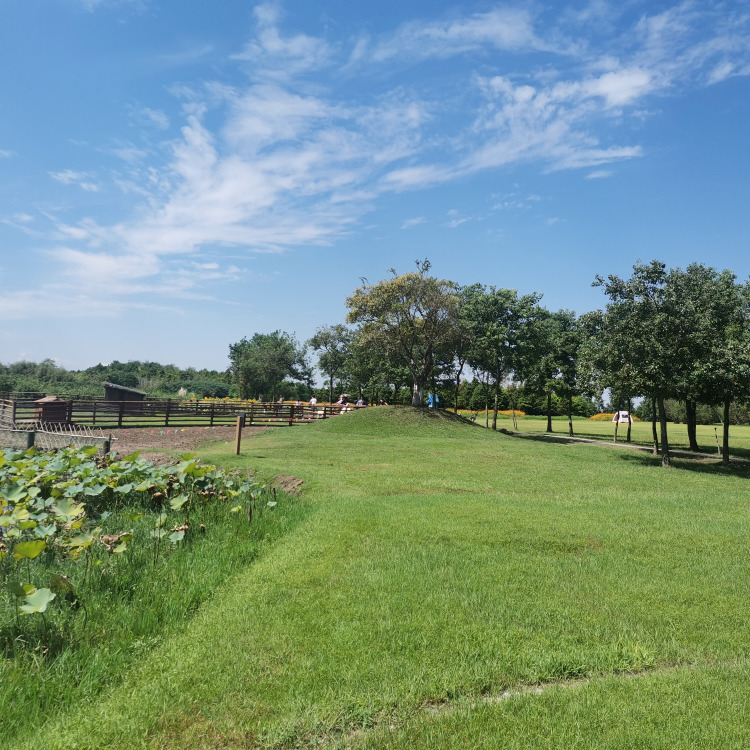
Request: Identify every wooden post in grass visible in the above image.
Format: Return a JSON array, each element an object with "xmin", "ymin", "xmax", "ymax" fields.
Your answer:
[{"xmin": 235, "ymin": 413, "xmax": 245, "ymax": 455}]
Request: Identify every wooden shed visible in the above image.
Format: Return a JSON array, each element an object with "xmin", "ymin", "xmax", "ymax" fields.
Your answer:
[
  {"xmin": 34, "ymin": 396, "xmax": 72, "ymax": 425},
  {"xmin": 102, "ymin": 382, "xmax": 147, "ymax": 402}
]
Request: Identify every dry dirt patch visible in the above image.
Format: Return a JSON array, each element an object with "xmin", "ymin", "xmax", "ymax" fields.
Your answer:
[{"xmin": 107, "ymin": 425, "xmax": 272, "ymax": 464}]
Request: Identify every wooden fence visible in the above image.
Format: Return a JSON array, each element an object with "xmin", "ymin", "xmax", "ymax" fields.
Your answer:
[{"xmin": 0, "ymin": 398, "xmax": 359, "ymax": 430}]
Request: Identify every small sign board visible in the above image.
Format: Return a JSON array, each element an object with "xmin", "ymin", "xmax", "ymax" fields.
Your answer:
[{"xmin": 612, "ymin": 411, "xmax": 633, "ymax": 423}]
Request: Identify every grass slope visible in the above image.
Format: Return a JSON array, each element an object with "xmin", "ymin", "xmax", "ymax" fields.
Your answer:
[{"xmin": 10, "ymin": 407, "xmax": 750, "ymax": 749}]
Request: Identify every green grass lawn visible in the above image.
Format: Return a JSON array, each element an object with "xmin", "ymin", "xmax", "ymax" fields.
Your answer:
[
  {"xmin": 7, "ymin": 407, "xmax": 750, "ymax": 749},
  {"xmin": 459, "ymin": 410, "xmax": 750, "ymax": 459}
]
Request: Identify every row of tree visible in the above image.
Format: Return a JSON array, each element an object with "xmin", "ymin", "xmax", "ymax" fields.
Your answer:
[
  {"xmin": 305, "ymin": 259, "xmax": 750, "ymax": 467},
  {"xmin": 4, "ymin": 259, "xmax": 749, "ymax": 466}
]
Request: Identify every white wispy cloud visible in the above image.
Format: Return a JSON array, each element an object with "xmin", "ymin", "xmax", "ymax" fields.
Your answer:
[
  {"xmin": 7, "ymin": 1, "xmax": 750, "ymax": 321},
  {"xmin": 49, "ymin": 169, "xmax": 102, "ymax": 192},
  {"xmin": 0, "ymin": 149, "xmax": 12, "ymax": 158},
  {"xmin": 401, "ymin": 217, "xmax": 426, "ymax": 229},
  {"xmin": 233, "ymin": 3, "xmax": 332, "ymax": 77},
  {"xmin": 361, "ymin": 7, "xmax": 553, "ymax": 64}
]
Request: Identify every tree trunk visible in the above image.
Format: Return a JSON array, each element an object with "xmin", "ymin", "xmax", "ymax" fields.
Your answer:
[
  {"xmin": 546, "ymin": 392, "xmax": 552, "ymax": 433},
  {"xmin": 453, "ymin": 362, "xmax": 464, "ymax": 415},
  {"xmin": 626, "ymin": 398, "xmax": 632, "ymax": 443},
  {"xmin": 651, "ymin": 397, "xmax": 659, "ymax": 455},
  {"xmin": 328, "ymin": 373, "xmax": 334, "ymax": 406},
  {"xmin": 657, "ymin": 395, "xmax": 671, "ymax": 467},
  {"xmin": 568, "ymin": 394, "xmax": 574, "ymax": 437},
  {"xmin": 613, "ymin": 411, "xmax": 619, "ymax": 443},
  {"xmin": 722, "ymin": 400, "xmax": 731, "ymax": 466},
  {"xmin": 492, "ymin": 381, "xmax": 499, "ymax": 431},
  {"xmin": 686, "ymin": 400, "xmax": 699, "ymax": 451},
  {"xmin": 412, "ymin": 382, "xmax": 424, "ymax": 407}
]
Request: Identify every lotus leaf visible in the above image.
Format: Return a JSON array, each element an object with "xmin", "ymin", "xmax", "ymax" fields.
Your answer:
[
  {"xmin": 19, "ymin": 588, "xmax": 56, "ymax": 615},
  {"xmin": 13, "ymin": 539, "xmax": 47, "ymax": 560}
]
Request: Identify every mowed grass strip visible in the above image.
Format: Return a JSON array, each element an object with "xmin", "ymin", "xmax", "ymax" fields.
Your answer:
[{"xmin": 14, "ymin": 407, "xmax": 750, "ymax": 749}]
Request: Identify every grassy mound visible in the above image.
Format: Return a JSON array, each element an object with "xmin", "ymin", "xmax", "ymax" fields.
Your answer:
[{"xmin": 311, "ymin": 405, "xmax": 485, "ymax": 438}]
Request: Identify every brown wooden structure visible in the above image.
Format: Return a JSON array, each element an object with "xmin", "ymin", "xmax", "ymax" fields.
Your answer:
[{"xmin": 102, "ymin": 382, "xmax": 147, "ymax": 401}]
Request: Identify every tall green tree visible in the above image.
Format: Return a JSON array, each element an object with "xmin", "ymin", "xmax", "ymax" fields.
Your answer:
[
  {"xmin": 345, "ymin": 260, "xmax": 460, "ymax": 407},
  {"xmin": 308, "ymin": 324, "xmax": 354, "ymax": 405},
  {"xmin": 228, "ymin": 331, "xmax": 310, "ymax": 401},
  {"xmin": 464, "ymin": 285, "xmax": 542, "ymax": 430},
  {"xmin": 663, "ymin": 264, "xmax": 750, "ymax": 462},
  {"xmin": 588, "ymin": 261, "xmax": 678, "ymax": 466}
]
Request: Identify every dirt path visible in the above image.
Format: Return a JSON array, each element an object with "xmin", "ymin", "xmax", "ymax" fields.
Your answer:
[{"xmin": 106, "ymin": 425, "xmax": 272, "ymax": 464}]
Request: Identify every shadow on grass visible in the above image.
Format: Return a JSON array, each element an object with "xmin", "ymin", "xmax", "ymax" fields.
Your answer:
[
  {"xmin": 513, "ymin": 432, "xmax": 750, "ymax": 477},
  {"xmin": 614, "ymin": 451, "xmax": 750, "ymax": 477}
]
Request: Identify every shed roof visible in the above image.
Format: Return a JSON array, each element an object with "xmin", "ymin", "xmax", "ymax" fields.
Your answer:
[{"xmin": 102, "ymin": 381, "xmax": 146, "ymax": 395}]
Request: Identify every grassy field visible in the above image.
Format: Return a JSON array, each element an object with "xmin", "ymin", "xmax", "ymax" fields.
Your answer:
[
  {"xmin": 459, "ymin": 410, "xmax": 750, "ymax": 459},
  {"xmin": 7, "ymin": 408, "xmax": 750, "ymax": 749}
]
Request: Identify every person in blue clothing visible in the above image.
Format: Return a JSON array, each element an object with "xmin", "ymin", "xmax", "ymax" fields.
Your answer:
[{"xmin": 427, "ymin": 393, "xmax": 439, "ymax": 408}]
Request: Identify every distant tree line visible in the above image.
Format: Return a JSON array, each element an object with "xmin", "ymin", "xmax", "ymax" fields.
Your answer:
[
  {"xmin": 0, "ymin": 359, "xmax": 232, "ymax": 400},
  {"xmin": 4, "ymin": 258, "xmax": 749, "ymax": 466}
]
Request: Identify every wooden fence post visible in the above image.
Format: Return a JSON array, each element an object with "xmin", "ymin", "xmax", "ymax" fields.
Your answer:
[
  {"xmin": 234, "ymin": 413, "xmax": 245, "ymax": 455},
  {"xmin": 92, "ymin": 401, "xmax": 97, "ymax": 426},
  {"xmin": 118, "ymin": 401, "xmax": 124, "ymax": 429},
  {"xmin": 165, "ymin": 399, "xmax": 171, "ymax": 427},
  {"xmin": 210, "ymin": 401, "xmax": 215, "ymax": 426}
]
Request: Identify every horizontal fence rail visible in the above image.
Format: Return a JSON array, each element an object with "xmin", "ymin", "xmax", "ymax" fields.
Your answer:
[{"xmin": 1, "ymin": 397, "xmax": 364, "ymax": 430}]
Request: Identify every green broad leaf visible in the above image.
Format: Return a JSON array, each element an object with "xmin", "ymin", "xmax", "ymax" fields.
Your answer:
[
  {"xmin": 2, "ymin": 484, "xmax": 26, "ymax": 504},
  {"xmin": 267, "ymin": 501, "xmax": 277, "ymax": 509},
  {"xmin": 11, "ymin": 507, "xmax": 30, "ymax": 522},
  {"xmin": 0, "ymin": 514, "xmax": 11, "ymax": 527},
  {"xmin": 13, "ymin": 539, "xmax": 47, "ymax": 561},
  {"xmin": 179, "ymin": 453, "xmax": 197, "ymax": 460},
  {"xmin": 99, "ymin": 511, "xmax": 112, "ymax": 521},
  {"xmin": 81, "ymin": 446, "xmax": 99, "ymax": 458},
  {"xmin": 169, "ymin": 494, "xmax": 189, "ymax": 510},
  {"xmin": 229, "ymin": 505, "xmax": 242, "ymax": 513},
  {"xmin": 8, "ymin": 581, "xmax": 34, "ymax": 598},
  {"xmin": 34, "ymin": 524, "xmax": 56, "ymax": 539},
  {"xmin": 123, "ymin": 512, "xmax": 143, "ymax": 522},
  {"xmin": 53, "ymin": 498, "xmax": 85, "ymax": 522},
  {"xmin": 27, "ymin": 486, "xmax": 41, "ymax": 498},
  {"xmin": 155, "ymin": 513, "xmax": 168, "ymax": 528},
  {"xmin": 168, "ymin": 530, "xmax": 185, "ymax": 544},
  {"xmin": 18, "ymin": 519, "xmax": 37, "ymax": 531},
  {"xmin": 113, "ymin": 483, "xmax": 135, "ymax": 494},
  {"xmin": 6, "ymin": 527, "xmax": 21, "ymax": 537},
  {"xmin": 83, "ymin": 484, "xmax": 107, "ymax": 497},
  {"xmin": 122, "ymin": 451, "xmax": 142, "ymax": 462},
  {"xmin": 113, "ymin": 541, "xmax": 129, "ymax": 554},
  {"xmin": 66, "ymin": 531, "xmax": 96, "ymax": 549},
  {"xmin": 135, "ymin": 481, "xmax": 152, "ymax": 492},
  {"xmin": 20, "ymin": 588, "xmax": 56, "ymax": 615}
]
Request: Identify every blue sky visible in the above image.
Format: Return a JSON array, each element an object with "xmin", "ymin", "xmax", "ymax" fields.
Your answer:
[{"xmin": 1, "ymin": 0, "xmax": 749, "ymax": 371}]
